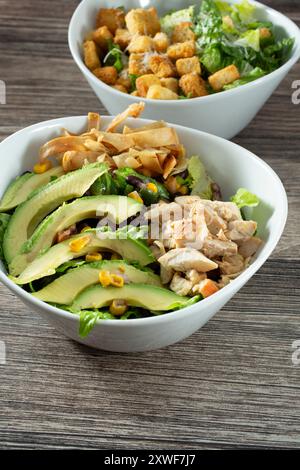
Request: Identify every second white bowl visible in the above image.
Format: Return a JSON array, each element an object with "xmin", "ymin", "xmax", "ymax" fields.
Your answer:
[{"xmin": 68, "ymin": 0, "xmax": 300, "ymax": 138}]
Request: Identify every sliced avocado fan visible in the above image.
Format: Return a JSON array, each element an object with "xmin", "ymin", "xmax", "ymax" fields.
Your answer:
[
  {"xmin": 4, "ymin": 162, "xmax": 107, "ymax": 272},
  {"xmin": 20, "ymin": 195, "xmax": 142, "ymax": 264},
  {"xmin": 0, "ymin": 166, "xmax": 64, "ymax": 212},
  {"xmin": 71, "ymin": 283, "xmax": 200, "ymax": 312},
  {"xmin": 12, "ymin": 229, "xmax": 155, "ymax": 285},
  {"xmin": 33, "ymin": 260, "xmax": 162, "ymax": 305}
]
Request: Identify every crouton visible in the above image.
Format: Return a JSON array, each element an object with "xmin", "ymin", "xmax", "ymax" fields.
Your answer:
[
  {"xmin": 179, "ymin": 73, "xmax": 208, "ymax": 97},
  {"xmin": 125, "ymin": 8, "xmax": 160, "ymax": 36},
  {"xmin": 208, "ymin": 64, "xmax": 240, "ymax": 91},
  {"xmin": 96, "ymin": 8, "xmax": 125, "ymax": 34},
  {"xmin": 131, "ymin": 90, "xmax": 140, "ymax": 96},
  {"xmin": 83, "ymin": 40, "xmax": 101, "ymax": 70},
  {"xmin": 153, "ymin": 32, "xmax": 170, "ymax": 53},
  {"xmin": 171, "ymin": 22, "xmax": 195, "ymax": 43},
  {"xmin": 176, "ymin": 56, "xmax": 201, "ymax": 76},
  {"xmin": 167, "ymin": 40, "xmax": 196, "ymax": 60},
  {"xmin": 116, "ymin": 75, "xmax": 131, "ymax": 91},
  {"xmin": 146, "ymin": 85, "xmax": 178, "ymax": 100},
  {"xmin": 113, "ymin": 84, "xmax": 128, "ymax": 93},
  {"xmin": 128, "ymin": 53, "xmax": 152, "ymax": 76},
  {"xmin": 149, "ymin": 54, "xmax": 176, "ymax": 78},
  {"xmin": 114, "ymin": 28, "xmax": 132, "ymax": 50},
  {"xmin": 160, "ymin": 77, "xmax": 179, "ymax": 93},
  {"xmin": 260, "ymin": 27, "xmax": 272, "ymax": 40},
  {"xmin": 92, "ymin": 26, "xmax": 113, "ymax": 50},
  {"xmin": 136, "ymin": 74, "xmax": 160, "ymax": 97},
  {"xmin": 93, "ymin": 66, "xmax": 118, "ymax": 85},
  {"xmin": 128, "ymin": 35, "xmax": 154, "ymax": 53}
]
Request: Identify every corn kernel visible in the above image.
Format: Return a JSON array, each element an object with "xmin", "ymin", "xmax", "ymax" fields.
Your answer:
[
  {"xmin": 118, "ymin": 265, "xmax": 125, "ymax": 273},
  {"xmin": 110, "ymin": 274, "xmax": 124, "ymax": 288},
  {"xmin": 69, "ymin": 235, "xmax": 90, "ymax": 253},
  {"xmin": 111, "ymin": 253, "xmax": 121, "ymax": 260},
  {"xmin": 85, "ymin": 252, "xmax": 102, "ymax": 262},
  {"xmin": 146, "ymin": 182, "xmax": 158, "ymax": 193},
  {"xmin": 81, "ymin": 226, "xmax": 92, "ymax": 233},
  {"xmin": 128, "ymin": 191, "xmax": 143, "ymax": 204},
  {"xmin": 99, "ymin": 270, "xmax": 111, "ymax": 287},
  {"xmin": 109, "ymin": 299, "xmax": 128, "ymax": 316},
  {"xmin": 33, "ymin": 160, "xmax": 52, "ymax": 174}
]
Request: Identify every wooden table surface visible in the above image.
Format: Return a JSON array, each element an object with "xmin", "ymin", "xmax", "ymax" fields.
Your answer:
[{"xmin": 0, "ymin": 0, "xmax": 299, "ymax": 450}]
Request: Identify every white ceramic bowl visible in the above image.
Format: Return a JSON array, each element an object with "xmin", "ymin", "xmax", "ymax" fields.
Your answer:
[
  {"xmin": 68, "ymin": 0, "xmax": 300, "ymax": 139},
  {"xmin": 0, "ymin": 116, "xmax": 288, "ymax": 351}
]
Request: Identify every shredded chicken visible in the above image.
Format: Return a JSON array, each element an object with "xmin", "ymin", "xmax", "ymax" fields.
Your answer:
[
  {"xmin": 239, "ymin": 236, "xmax": 262, "ymax": 258},
  {"xmin": 226, "ymin": 220, "xmax": 257, "ymax": 244},
  {"xmin": 158, "ymin": 247, "xmax": 218, "ymax": 273},
  {"xmin": 170, "ymin": 273, "xmax": 192, "ymax": 296}
]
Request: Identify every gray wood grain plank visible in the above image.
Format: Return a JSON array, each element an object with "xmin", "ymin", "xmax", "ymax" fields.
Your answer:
[{"xmin": 0, "ymin": 0, "xmax": 299, "ymax": 450}]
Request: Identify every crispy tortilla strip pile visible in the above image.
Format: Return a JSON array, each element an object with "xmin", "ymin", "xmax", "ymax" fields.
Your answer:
[{"xmin": 39, "ymin": 103, "xmax": 187, "ymax": 178}]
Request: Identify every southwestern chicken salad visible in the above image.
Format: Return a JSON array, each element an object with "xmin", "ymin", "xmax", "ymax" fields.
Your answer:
[
  {"xmin": 0, "ymin": 104, "xmax": 262, "ymax": 337},
  {"xmin": 82, "ymin": 0, "xmax": 294, "ymax": 99}
]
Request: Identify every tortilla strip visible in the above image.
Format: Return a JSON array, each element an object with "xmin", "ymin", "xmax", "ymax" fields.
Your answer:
[
  {"xmin": 39, "ymin": 136, "xmax": 88, "ymax": 161},
  {"xmin": 163, "ymin": 155, "xmax": 177, "ymax": 179},
  {"xmin": 106, "ymin": 102, "xmax": 145, "ymax": 133},
  {"xmin": 62, "ymin": 151, "xmax": 109, "ymax": 172},
  {"xmin": 129, "ymin": 127, "xmax": 180, "ymax": 148},
  {"xmin": 113, "ymin": 154, "xmax": 142, "ymax": 169},
  {"xmin": 123, "ymin": 121, "xmax": 167, "ymax": 134},
  {"xmin": 87, "ymin": 112, "xmax": 101, "ymax": 131},
  {"xmin": 98, "ymin": 132, "xmax": 135, "ymax": 153}
]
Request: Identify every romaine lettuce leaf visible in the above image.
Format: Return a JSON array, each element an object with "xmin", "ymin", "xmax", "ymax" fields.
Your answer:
[
  {"xmin": 160, "ymin": 6, "xmax": 195, "ymax": 34},
  {"xmin": 230, "ymin": 188, "xmax": 260, "ymax": 209},
  {"xmin": 187, "ymin": 156, "xmax": 213, "ymax": 200},
  {"xmin": 234, "ymin": 0, "xmax": 256, "ymax": 24},
  {"xmin": 235, "ymin": 29, "xmax": 261, "ymax": 52},
  {"xmin": 223, "ymin": 66, "xmax": 265, "ymax": 90}
]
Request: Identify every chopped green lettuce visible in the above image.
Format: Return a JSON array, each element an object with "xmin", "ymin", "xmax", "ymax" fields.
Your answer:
[
  {"xmin": 160, "ymin": 6, "xmax": 195, "ymax": 34},
  {"xmin": 230, "ymin": 188, "xmax": 260, "ymax": 209},
  {"xmin": 234, "ymin": 0, "xmax": 256, "ymax": 24},
  {"xmin": 235, "ymin": 29, "xmax": 261, "ymax": 52},
  {"xmin": 79, "ymin": 310, "xmax": 115, "ymax": 337},
  {"xmin": 223, "ymin": 67, "xmax": 265, "ymax": 90},
  {"xmin": 187, "ymin": 156, "xmax": 213, "ymax": 200}
]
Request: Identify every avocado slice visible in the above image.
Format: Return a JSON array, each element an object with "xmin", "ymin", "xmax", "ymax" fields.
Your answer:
[
  {"xmin": 72, "ymin": 283, "xmax": 199, "ymax": 311},
  {"xmin": 0, "ymin": 166, "xmax": 64, "ymax": 212},
  {"xmin": 20, "ymin": 195, "xmax": 142, "ymax": 264},
  {"xmin": 12, "ymin": 229, "xmax": 155, "ymax": 285},
  {"xmin": 4, "ymin": 162, "xmax": 107, "ymax": 272},
  {"xmin": 33, "ymin": 260, "xmax": 162, "ymax": 304}
]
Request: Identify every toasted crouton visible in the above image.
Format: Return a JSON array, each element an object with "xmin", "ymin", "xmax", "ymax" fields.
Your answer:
[
  {"xmin": 208, "ymin": 64, "xmax": 240, "ymax": 91},
  {"xmin": 96, "ymin": 8, "xmax": 125, "ymax": 34},
  {"xmin": 167, "ymin": 41, "xmax": 196, "ymax": 60},
  {"xmin": 116, "ymin": 75, "xmax": 131, "ymax": 91},
  {"xmin": 128, "ymin": 35, "xmax": 154, "ymax": 53},
  {"xmin": 114, "ymin": 28, "xmax": 132, "ymax": 50},
  {"xmin": 149, "ymin": 54, "xmax": 176, "ymax": 78},
  {"xmin": 93, "ymin": 66, "xmax": 118, "ymax": 85},
  {"xmin": 113, "ymin": 84, "xmax": 128, "ymax": 93},
  {"xmin": 83, "ymin": 40, "xmax": 101, "ymax": 70},
  {"xmin": 131, "ymin": 90, "xmax": 140, "ymax": 96},
  {"xmin": 92, "ymin": 26, "xmax": 113, "ymax": 50},
  {"xmin": 260, "ymin": 27, "xmax": 272, "ymax": 40},
  {"xmin": 125, "ymin": 8, "xmax": 160, "ymax": 36},
  {"xmin": 128, "ymin": 53, "xmax": 151, "ymax": 76},
  {"xmin": 160, "ymin": 77, "xmax": 179, "ymax": 94},
  {"xmin": 146, "ymin": 85, "xmax": 178, "ymax": 100},
  {"xmin": 136, "ymin": 74, "xmax": 160, "ymax": 97},
  {"xmin": 171, "ymin": 22, "xmax": 195, "ymax": 43},
  {"xmin": 179, "ymin": 73, "xmax": 208, "ymax": 97},
  {"xmin": 176, "ymin": 56, "xmax": 201, "ymax": 76},
  {"xmin": 153, "ymin": 32, "xmax": 170, "ymax": 53}
]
